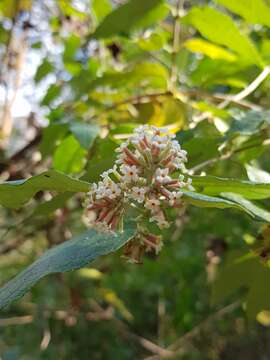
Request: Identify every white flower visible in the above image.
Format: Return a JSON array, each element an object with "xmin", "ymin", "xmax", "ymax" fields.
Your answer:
[
  {"xmin": 130, "ymin": 133, "xmax": 144, "ymax": 145},
  {"xmin": 101, "ymin": 165, "xmax": 118, "ymax": 179},
  {"xmin": 171, "ymin": 140, "xmax": 181, "ymax": 152},
  {"xmin": 120, "ymin": 165, "xmax": 139, "ymax": 183},
  {"xmin": 172, "ymin": 158, "xmax": 186, "ymax": 171},
  {"xmin": 134, "ymin": 125, "xmax": 150, "ymax": 135},
  {"xmin": 150, "ymin": 211, "xmax": 170, "ymax": 229},
  {"xmin": 94, "ymin": 177, "xmax": 121, "ymax": 200},
  {"xmin": 168, "ymin": 191, "xmax": 183, "ymax": 206},
  {"xmin": 186, "ymin": 177, "xmax": 194, "ymax": 191},
  {"xmin": 152, "ymin": 135, "xmax": 168, "ymax": 150},
  {"xmin": 155, "ymin": 168, "xmax": 171, "ymax": 184},
  {"xmin": 116, "ymin": 152, "xmax": 126, "ymax": 164},
  {"xmin": 105, "ymin": 182, "xmax": 122, "ymax": 199},
  {"xmin": 115, "ymin": 142, "xmax": 128, "ymax": 152},
  {"xmin": 145, "ymin": 197, "xmax": 161, "ymax": 211},
  {"xmin": 130, "ymin": 186, "xmax": 148, "ymax": 203}
]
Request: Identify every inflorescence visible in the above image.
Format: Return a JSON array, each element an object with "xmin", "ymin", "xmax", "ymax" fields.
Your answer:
[{"xmin": 84, "ymin": 125, "xmax": 193, "ymax": 263}]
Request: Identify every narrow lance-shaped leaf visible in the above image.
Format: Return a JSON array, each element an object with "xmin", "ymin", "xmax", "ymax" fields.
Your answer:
[
  {"xmin": 183, "ymin": 6, "xmax": 263, "ymax": 67},
  {"xmin": 92, "ymin": 0, "xmax": 165, "ymax": 39},
  {"xmin": 0, "ymin": 170, "xmax": 89, "ymax": 209},
  {"xmin": 215, "ymin": 0, "xmax": 270, "ymax": 27},
  {"xmin": 0, "ymin": 224, "xmax": 136, "ymax": 309},
  {"xmin": 182, "ymin": 190, "xmax": 270, "ymax": 222},
  {"xmin": 182, "ymin": 190, "xmax": 245, "ymax": 210},
  {"xmin": 221, "ymin": 193, "xmax": 270, "ymax": 223},
  {"xmin": 191, "ymin": 175, "xmax": 270, "ymax": 200}
]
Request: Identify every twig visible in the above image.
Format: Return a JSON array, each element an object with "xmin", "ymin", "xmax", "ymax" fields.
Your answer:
[
  {"xmin": 220, "ymin": 66, "xmax": 270, "ymax": 108},
  {"xmin": 40, "ymin": 327, "xmax": 51, "ymax": 350},
  {"xmin": 1, "ymin": 26, "xmax": 29, "ymax": 141},
  {"xmin": 188, "ymin": 138, "xmax": 270, "ymax": 174},
  {"xmin": 180, "ymin": 89, "xmax": 261, "ymax": 111},
  {"xmin": 87, "ymin": 300, "xmax": 173, "ymax": 357},
  {"xmin": 86, "ymin": 91, "xmax": 172, "ymax": 122},
  {"xmin": 144, "ymin": 301, "xmax": 241, "ymax": 360},
  {"xmin": 169, "ymin": 301, "xmax": 241, "ymax": 351},
  {"xmin": 170, "ymin": 0, "xmax": 183, "ymax": 88},
  {"xmin": 192, "ymin": 66, "xmax": 270, "ymax": 123},
  {"xmin": 0, "ymin": 315, "xmax": 33, "ymax": 326}
]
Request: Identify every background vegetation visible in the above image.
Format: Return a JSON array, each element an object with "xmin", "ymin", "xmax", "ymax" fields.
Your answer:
[{"xmin": 1, "ymin": 0, "xmax": 270, "ymax": 358}]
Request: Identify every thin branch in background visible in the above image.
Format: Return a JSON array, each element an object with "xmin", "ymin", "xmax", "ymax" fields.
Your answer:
[
  {"xmin": 86, "ymin": 91, "xmax": 172, "ymax": 122},
  {"xmin": 180, "ymin": 89, "xmax": 262, "ymax": 111},
  {"xmin": 192, "ymin": 66, "xmax": 270, "ymax": 123},
  {"xmin": 188, "ymin": 137, "xmax": 270, "ymax": 175},
  {"xmin": 85, "ymin": 86, "xmax": 261, "ymax": 125},
  {"xmin": 87, "ymin": 300, "xmax": 173, "ymax": 357},
  {"xmin": 1, "ymin": 6, "xmax": 31, "ymax": 143},
  {"xmin": 144, "ymin": 301, "xmax": 241, "ymax": 360},
  {"xmin": 170, "ymin": 0, "xmax": 183, "ymax": 89},
  {"xmin": 0, "ymin": 315, "xmax": 33, "ymax": 326},
  {"xmin": 220, "ymin": 66, "xmax": 270, "ymax": 108},
  {"xmin": 40, "ymin": 327, "xmax": 51, "ymax": 351}
]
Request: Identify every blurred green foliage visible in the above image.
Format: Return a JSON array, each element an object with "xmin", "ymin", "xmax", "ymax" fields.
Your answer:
[{"xmin": 1, "ymin": 0, "xmax": 270, "ymax": 359}]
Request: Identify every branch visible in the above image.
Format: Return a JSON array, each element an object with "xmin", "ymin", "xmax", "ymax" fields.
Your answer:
[
  {"xmin": 1, "ymin": 19, "xmax": 30, "ymax": 141},
  {"xmin": 188, "ymin": 138, "xmax": 270, "ymax": 175},
  {"xmin": 190, "ymin": 66, "xmax": 270, "ymax": 123},
  {"xmin": 144, "ymin": 301, "xmax": 241, "ymax": 360},
  {"xmin": 85, "ymin": 91, "xmax": 172, "ymax": 122},
  {"xmin": 180, "ymin": 89, "xmax": 261, "ymax": 111},
  {"xmin": 170, "ymin": 0, "xmax": 183, "ymax": 88},
  {"xmin": 87, "ymin": 300, "xmax": 173, "ymax": 357},
  {"xmin": 0, "ymin": 315, "xmax": 33, "ymax": 326},
  {"xmin": 223, "ymin": 66, "xmax": 270, "ymax": 105}
]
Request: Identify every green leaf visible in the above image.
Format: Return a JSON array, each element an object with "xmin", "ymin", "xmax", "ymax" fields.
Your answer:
[
  {"xmin": 184, "ymin": 6, "xmax": 263, "ymax": 67},
  {"xmin": 221, "ymin": 193, "xmax": 270, "ymax": 222},
  {"xmin": 194, "ymin": 101, "xmax": 230, "ymax": 119},
  {"xmin": 34, "ymin": 59, "xmax": 54, "ymax": 83},
  {"xmin": 137, "ymin": 29, "xmax": 169, "ymax": 51},
  {"xmin": 182, "ymin": 190, "xmax": 246, "ymax": 210},
  {"xmin": 53, "ymin": 135, "xmax": 87, "ymax": 174},
  {"xmin": 89, "ymin": 62, "xmax": 168, "ymax": 91},
  {"xmin": 191, "ymin": 175, "xmax": 270, "ymax": 200},
  {"xmin": 182, "ymin": 190, "xmax": 270, "ymax": 222},
  {"xmin": 41, "ymin": 84, "xmax": 61, "ymax": 106},
  {"xmin": 39, "ymin": 123, "xmax": 69, "ymax": 157},
  {"xmin": 70, "ymin": 123, "xmax": 100, "ymax": 150},
  {"xmin": 0, "ymin": 0, "xmax": 31, "ymax": 18},
  {"xmin": 85, "ymin": 137, "xmax": 118, "ymax": 183},
  {"xmin": 183, "ymin": 138, "xmax": 221, "ymax": 167},
  {"xmin": 163, "ymin": 98, "xmax": 187, "ymax": 127},
  {"xmin": 133, "ymin": 2, "xmax": 169, "ymax": 29},
  {"xmin": 0, "ymin": 225, "xmax": 135, "ymax": 309},
  {"xmin": 58, "ymin": 0, "xmax": 87, "ymax": 19},
  {"xmin": 0, "ymin": 171, "xmax": 89, "ymax": 209},
  {"xmin": 92, "ymin": 0, "xmax": 112, "ymax": 22},
  {"xmin": 92, "ymin": 0, "xmax": 164, "ymax": 39},
  {"xmin": 32, "ymin": 193, "xmax": 72, "ymax": 218},
  {"xmin": 184, "ymin": 38, "xmax": 237, "ymax": 62},
  {"xmin": 229, "ymin": 110, "xmax": 270, "ymax": 135},
  {"xmin": 63, "ymin": 35, "xmax": 80, "ymax": 63},
  {"xmin": 212, "ymin": 253, "xmax": 270, "ymax": 320},
  {"xmin": 215, "ymin": 0, "xmax": 270, "ymax": 27}
]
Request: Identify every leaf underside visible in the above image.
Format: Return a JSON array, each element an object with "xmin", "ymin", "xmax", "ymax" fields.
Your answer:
[{"xmin": 0, "ymin": 225, "xmax": 135, "ymax": 309}]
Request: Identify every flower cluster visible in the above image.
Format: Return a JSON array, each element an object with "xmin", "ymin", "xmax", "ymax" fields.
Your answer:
[{"xmin": 84, "ymin": 125, "xmax": 193, "ymax": 262}]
